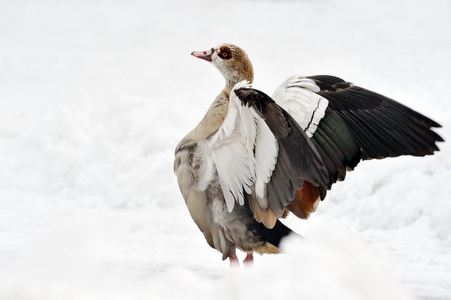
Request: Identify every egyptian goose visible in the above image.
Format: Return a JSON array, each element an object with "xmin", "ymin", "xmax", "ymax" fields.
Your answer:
[{"xmin": 174, "ymin": 43, "xmax": 443, "ymax": 265}]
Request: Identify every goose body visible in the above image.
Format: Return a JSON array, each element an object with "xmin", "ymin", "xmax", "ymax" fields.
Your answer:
[{"xmin": 174, "ymin": 43, "xmax": 443, "ymax": 263}]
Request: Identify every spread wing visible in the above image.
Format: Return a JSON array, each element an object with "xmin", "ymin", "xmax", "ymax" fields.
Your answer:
[
  {"xmin": 234, "ymin": 87, "xmax": 331, "ymax": 223},
  {"xmin": 206, "ymin": 75, "xmax": 442, "ymax": 229},
  {"xmin": 273, "ymin": 75, "xmax": 443, "ymax": 199},
  {"xmin": 205, "ymin": 81, "xmax": 329, "ymax": 228},
  {"xmin": 205, "ymin": 81, "xmax": 258, "ymax": 212}
]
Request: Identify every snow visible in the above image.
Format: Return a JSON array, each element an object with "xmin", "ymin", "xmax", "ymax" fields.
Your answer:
[{"xmin": 0, "ymin": 0, "xmax": 450, "ymax": 299}]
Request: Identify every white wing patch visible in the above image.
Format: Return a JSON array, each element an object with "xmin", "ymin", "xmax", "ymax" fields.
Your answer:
[
  {"xmin": 253, "ymin": 114, "xmax": 278, "ymax": 209},
  {"xmin": 198, "ymin": 76, "xmax": 328, "ymax": 213},
  {"xmin": 208, "ymin": 81, "xmax": 256, "ymax": 212},
  {"xmin": 272, "ymin": 76, "xmax": 329, "ymax": 137},
  {"xmin": 206, "ymin": 81, "xmax": 279, "ymax": 212}
]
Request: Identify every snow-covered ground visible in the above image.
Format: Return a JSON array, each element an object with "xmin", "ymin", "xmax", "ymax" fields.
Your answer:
[{"xmin": 0, "ymin": 0, "xmax": 450, "ymax": 299}]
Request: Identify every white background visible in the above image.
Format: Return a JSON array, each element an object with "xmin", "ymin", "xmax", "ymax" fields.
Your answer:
[{"xmin": 0, "ymin": 0, "xmax": 450, "ymax": 299}]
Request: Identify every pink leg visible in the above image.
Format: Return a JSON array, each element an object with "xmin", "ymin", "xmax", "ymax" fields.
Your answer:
[
  {"xmin": 243, "ymin": 253, "xmax": 254, "ymax": 265},
  {"xmin": 229, "ymin": 254, "xmax": 239, "ymax": 267}
]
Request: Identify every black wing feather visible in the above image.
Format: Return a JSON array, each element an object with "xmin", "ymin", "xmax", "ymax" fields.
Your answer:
[
  {"xmin": 233, "ymin": 76, "xmax": 442, "ymax": 217},
  {"xmin": 234, "ymin": 87, "xmax": 329, "ymax": 218},
  {"xmin": 309, "ymin": 108, "xmax": 362, "ymax": 196},
  {"xmin": 307, "ymin": 75, "xmax": 443, "ymax": 161}
]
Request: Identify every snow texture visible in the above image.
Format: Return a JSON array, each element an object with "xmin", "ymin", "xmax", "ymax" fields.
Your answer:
[{"xmin": 0, "ymin": 0, "xmax": 450, "ymax": 299}]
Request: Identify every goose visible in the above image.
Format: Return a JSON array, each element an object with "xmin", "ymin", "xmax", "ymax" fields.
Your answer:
[{"xmin": 174, "ymin": 43, "xmax": 443, "ymax": 265}]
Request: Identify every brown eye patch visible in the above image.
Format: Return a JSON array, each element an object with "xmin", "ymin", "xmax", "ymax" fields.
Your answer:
[{"xmin": 219, "ymin": 46, "xmax": 232, "ymax": 60}]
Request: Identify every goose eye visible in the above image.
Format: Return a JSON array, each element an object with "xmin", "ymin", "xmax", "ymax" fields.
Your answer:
[{"xmin": 218, "ymin": 46, "xmax": 232, "ymax": 60}]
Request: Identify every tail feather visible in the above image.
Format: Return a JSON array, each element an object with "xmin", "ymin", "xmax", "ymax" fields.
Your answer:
[{"xmin": 252, "ymin": 219, "xmax": 295, "ymax": 251}]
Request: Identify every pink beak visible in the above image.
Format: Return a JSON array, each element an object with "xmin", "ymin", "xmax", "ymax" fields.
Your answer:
[{"xmin": 191, "ymin": 49, "xmax": 213, "ymax": 62}]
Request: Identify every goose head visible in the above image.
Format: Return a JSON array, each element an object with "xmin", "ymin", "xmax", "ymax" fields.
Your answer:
[{"xmin": 191, "ymin": 43, "xmax": 254, "ymax": 94}]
